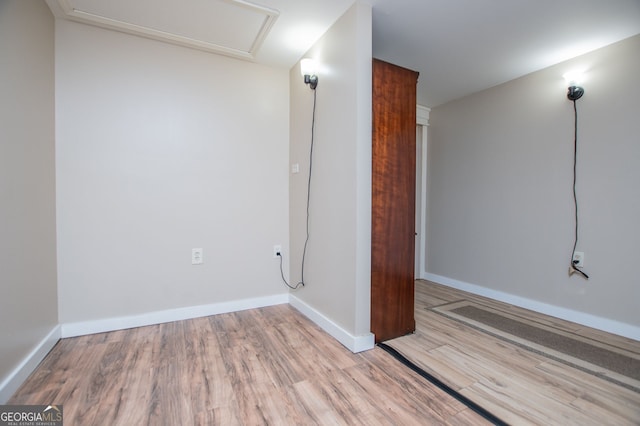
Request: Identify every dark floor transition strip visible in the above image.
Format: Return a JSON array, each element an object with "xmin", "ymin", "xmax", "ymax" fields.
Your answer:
[{"xmin": 377, "ymin": 342, "xmax": 509, "ymax": 426}]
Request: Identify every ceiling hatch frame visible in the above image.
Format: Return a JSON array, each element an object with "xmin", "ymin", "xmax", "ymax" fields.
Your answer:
[{"xmin": 45, "ymin": 0, "xmax": 279, "ymax": 61}]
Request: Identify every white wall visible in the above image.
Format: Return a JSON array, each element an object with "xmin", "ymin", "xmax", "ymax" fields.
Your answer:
[
  {"xmin": 0, "ymin": 0, "xmax": 59, "ymax": 401},
  {"xmin": 55, "ymin": 20, "xmax": 290, "ymax": 324},
  {"xmin": 289, "ymin": 3, "xmax": 373, "ymax": 351},
  {"xmin": 427, "ymin": 35, "xmax": 640, "ymax": 337}
]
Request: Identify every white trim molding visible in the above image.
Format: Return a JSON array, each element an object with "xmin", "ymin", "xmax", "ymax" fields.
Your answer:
[
  {"xmin": 0, "ymin": 325, "xmax": 61, "ymax": 404},
  {"xmin": 45, "ymin": 0, "xmax": 279, "ymax": 61},
  {"xmin": 425, "ymin": 273, "xmax": 640, "ymax": 341},
  {"xmin": 61, "ymin": 293, "xmax": 289, "ymax": 338},
  {"xmin": 416, "ymin": 104, "xmax": 430, "ymax": 280},
  {"xmin": 417, "ymin": 104, "xmax": 431, "ymax": 126},
  {"xmin": 289, "ymin": 295, "xmax": 375, "ymax": 353}
]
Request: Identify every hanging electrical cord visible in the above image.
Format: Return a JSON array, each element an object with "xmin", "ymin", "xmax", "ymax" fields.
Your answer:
[
  {"xmin": 568, "ymin": 97, "xmax": 589, "ymax": 279},
  {"xmin": 300, "ymin": 87, "xmax": 317, "ymax": 285},
  {"xmin": 278, "ymin": 85, "xmax": 317, "ymax": 289}
]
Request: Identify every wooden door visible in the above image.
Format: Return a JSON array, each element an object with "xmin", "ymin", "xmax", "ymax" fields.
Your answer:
[{"xmin": 371, "ymin": 59, "xmax": 418, "ymax": 343}]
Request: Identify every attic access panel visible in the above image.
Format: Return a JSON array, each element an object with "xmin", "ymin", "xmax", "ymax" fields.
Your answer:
[{"xmin": 47, "ymin": 0, "xmax": 279, "ymax": 60}]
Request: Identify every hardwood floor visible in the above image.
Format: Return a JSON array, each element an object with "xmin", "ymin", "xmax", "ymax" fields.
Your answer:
[
  {"xmin": 10, "ymin": 304, "xmax": 489, "ymax": 425},
  {"xmin": 11, "ymin": 282, "xmax": 640, "ymax": 425},
  {"xmin": 386, "ymin": 280, "xmax": 640, "ymax": 426}
]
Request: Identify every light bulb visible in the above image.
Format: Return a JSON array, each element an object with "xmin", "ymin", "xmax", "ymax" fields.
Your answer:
[
  {"xmin": 300, "ymin": 58, "xmax": 317, "ymax": 78},
  {"xmin": 563, "ymin": 70, "xmax": 585, "ymax": 87}
]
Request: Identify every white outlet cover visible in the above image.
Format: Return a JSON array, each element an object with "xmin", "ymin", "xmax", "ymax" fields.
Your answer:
[
  {"xmin": 572, "ymin": 251, "xmax": 584, "ymax": 267},
  {"xmin": 192, "ymin": 248, "xmax": 203, "ymax": 265}
]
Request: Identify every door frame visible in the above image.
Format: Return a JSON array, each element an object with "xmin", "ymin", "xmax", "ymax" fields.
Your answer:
[{"xmin": 416, "ymin": 105, "xmax": 430, "ymax": 280}]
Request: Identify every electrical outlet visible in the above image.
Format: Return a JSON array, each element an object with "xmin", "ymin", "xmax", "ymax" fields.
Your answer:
[
  {"xmin": 192, "ymin": 248, "xmax": 203, "ymax": 265},
  {"xmin": 572, "ymin": 251, "xmax": 584, "ymax": 267},
  {"xmin": 273, "ymin": 245, "xmax": 282, "ymax": 258}
]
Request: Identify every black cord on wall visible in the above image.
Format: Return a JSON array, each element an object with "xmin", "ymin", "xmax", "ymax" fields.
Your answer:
[
  {"xmin": 569, "ymin": 98, "xmax": 589, "ymax": 279},
  {"xmin": 278, "ymin": 87, "xmax": 317, "ymax": 290}
]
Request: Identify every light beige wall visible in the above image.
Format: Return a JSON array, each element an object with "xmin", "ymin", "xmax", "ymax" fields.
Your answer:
[
  {"xmin": 289, "ymin": 3, "xmax": 372, "ymax": 340},
  {"xmin": 55, "ymin": 20, "xmax": 290, "ymax": 323},
  {"xmin": 427, "ymin": 35, "xmax": 640, "ymax": 330},
  {"xmin": 0, "ymin": 0, "xmax": 58, "ymax": 392}
]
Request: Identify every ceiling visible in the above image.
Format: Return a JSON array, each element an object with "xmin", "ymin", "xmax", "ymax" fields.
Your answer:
[{"xmin": 46, "ymin": 0, "xmax": 640, "ymax": 107}]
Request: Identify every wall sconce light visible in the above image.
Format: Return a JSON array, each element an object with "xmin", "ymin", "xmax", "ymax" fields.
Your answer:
[
  {"xmin": 563, "ymin": 70, "xmax": 585, "ymax": 101},
  {"xmin": 300, "ymin": 58, "xmax": 318, "ymax": 90}
]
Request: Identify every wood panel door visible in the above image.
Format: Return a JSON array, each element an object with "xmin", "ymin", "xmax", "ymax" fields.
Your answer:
[{"xmin": 371, "ymin": 59, "xmax": 418, "ymax": 343}]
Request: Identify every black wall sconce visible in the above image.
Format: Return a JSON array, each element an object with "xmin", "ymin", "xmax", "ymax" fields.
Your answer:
[
  {"xmin": 301, "ymin": 58, "xmax": 318, "ymax": 90},
  {"xmin": 564, "ymin": 71, "xmax": 585, "ymax": 100}
]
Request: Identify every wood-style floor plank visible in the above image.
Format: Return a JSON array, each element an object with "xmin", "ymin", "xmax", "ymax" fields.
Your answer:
[
  {"xmin": 387, "ymin": 280, "xmax": 640, "ymax": 426},
  {"xmin": 11, "ymin": 280, "xmax": 639, "ymax": 424},
  {"xmin": 9, "ymin": 303, "xmax": 488, "ymax": 425}
]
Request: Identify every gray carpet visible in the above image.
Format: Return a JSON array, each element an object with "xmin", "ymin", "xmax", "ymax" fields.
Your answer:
[
  {"xmin": 433, "ymin": 301, "xmax": 640, "ymax": 393},
  {"xmin": 453, "ymin": 305, "xmax": 640, "ymax": 381}
]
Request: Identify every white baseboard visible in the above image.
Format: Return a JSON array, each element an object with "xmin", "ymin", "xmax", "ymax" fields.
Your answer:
[
  {"xmin": 0, "ymin": 325, "xmax": 61, "ymax": 404},
  {"xmin": 425, "ymin": 273, "xmax": 640, "ymax": 341},
  {"xmin": 289, "ymin": 295, "xmax": 375, "ymax": 353},
  {"xmin": 61, "ymin": 293, "xmax": 289, "ymax": 338}
]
